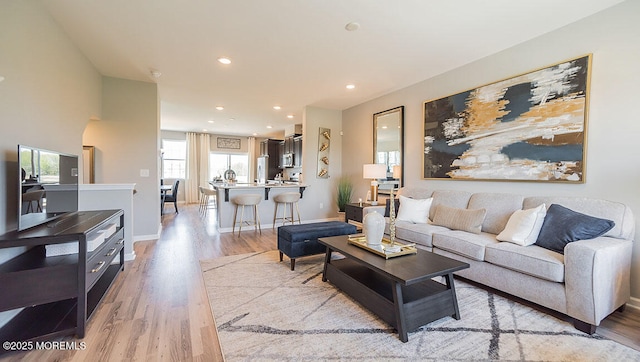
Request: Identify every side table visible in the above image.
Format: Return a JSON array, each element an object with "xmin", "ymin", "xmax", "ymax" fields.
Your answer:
[
  {"xmin": 344, "ymin": 203, "xmax": 386, "ymax": 231},
  {"xmin": 344, "ymin": 202, "xmax": 370, "ymax": 224}
]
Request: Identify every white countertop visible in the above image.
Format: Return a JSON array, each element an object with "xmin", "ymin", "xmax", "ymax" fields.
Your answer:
[{"xmin": 211, "ymin": 182, "xmax": 306, "ymax": 189}]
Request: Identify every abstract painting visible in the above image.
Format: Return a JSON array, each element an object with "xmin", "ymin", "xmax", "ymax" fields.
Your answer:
[{"xmin": 423, "ymin": 55, "xmax": 590, "ymax": 182}]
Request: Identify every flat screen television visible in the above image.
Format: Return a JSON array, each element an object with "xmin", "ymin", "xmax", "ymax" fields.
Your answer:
[{"xmin": 18, "ymin": 145, "xmax": 79, "ymax": 231}]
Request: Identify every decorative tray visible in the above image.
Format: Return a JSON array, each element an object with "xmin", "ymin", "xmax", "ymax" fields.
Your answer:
[{"xmin": 347, "ymin": 234, "xmax": 417, "ymax": 259}]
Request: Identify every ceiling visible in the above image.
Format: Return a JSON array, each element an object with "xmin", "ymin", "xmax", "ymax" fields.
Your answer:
[{"xmin": 42, "ymin": 0, "xmax": 623, "ymax": 138}]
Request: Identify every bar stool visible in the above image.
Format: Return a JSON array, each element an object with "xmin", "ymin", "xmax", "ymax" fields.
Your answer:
[
  {"xmin": 231, "ymin": 194, "xmax": 262, "ymax": 235},
  {"xmin": 199, "ymin": 186, "xmax": 217, "ymax": 216},
  {"xmin": 273, "ymin": 192, "xmax": 302, "ymax": 228},
  {"xmin": 198, "ymin": 186, "xmax": 206, "ymax": 213}
]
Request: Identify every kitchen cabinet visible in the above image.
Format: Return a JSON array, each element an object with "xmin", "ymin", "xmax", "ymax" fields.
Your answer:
[
  {"xmin": 259, "ymin": 139, "xmax": 282, "ymax": 179},
  {"xmin": 278, "ymin": 141, "xmax": 285, "ymax": 168},
  {"xmin": 283, "ymin": 136, "xmax": 294, "ymax": 155},
  {"xmin": 293, "ymin": 136, "xmax": 303, "ymax": 167},
  {"xmin": 260, "ymin": 139, "xmax": 281, "ymax": 157}
]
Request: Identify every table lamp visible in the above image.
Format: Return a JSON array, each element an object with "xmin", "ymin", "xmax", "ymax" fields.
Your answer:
[
  {"xmin": 392, "ymin": 165, "xmax": 401, "ymax": 179},
  {"xmin": 363, "ymin": 164, "xmax": 387, "ymax": 205},
  {"xmin": 392, "ymin": 165, "xmax": 401, "ymax": 191}
]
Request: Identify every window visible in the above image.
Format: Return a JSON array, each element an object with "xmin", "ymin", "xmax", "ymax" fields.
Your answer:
[
  {"xmin": 210, "ymin": 153, "xmax": 249, "ymax": 183},
  {"xmin": 162, "ymin": 139, "xmax": 186, "ymax": 179},
  {"xmin": 376, "ymin": 150, "xmax": 400, "ymax": 173}
]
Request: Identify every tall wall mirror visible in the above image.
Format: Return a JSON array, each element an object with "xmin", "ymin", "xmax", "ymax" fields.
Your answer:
[{"xmin": 373, "ymin": 106, "xmax": 404, "ymax": 195}]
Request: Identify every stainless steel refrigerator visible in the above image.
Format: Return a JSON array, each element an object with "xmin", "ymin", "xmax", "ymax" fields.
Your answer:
[{"xmin": 257, "ymin": 156, "xmax": 267, "ymax": 183}]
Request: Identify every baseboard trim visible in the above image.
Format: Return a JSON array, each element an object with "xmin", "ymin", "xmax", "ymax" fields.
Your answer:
[
  {"xmin": 125, "ymin": 251, "xmax": 136, "ymax": 261},
  {"xmin": 626, "ymin": 296, "xmax": 640, "ymax": 311},
  {"xmin": 134, "ymin": 232, "xmax": 161, "ymax": 242}
]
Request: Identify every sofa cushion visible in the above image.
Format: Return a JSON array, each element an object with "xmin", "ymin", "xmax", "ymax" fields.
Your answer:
[
  {"xmin": 468, "ymin": 193, "xmax": 525, "ymax": 234},
  {"xmin": 397, "ymin": 187, "xmax": 434, "ymax": 200},
  {"xmin": 523, "ymin": 196, "xmax": 633, "ymax": 240},
  {"xmin": 432, "ymin": 231, "xmax": 498, "ymax": 261},
  {"xmin": 496, "ymin": 204, "xmax": 546, "ymax": 246},
  {"xmin": 485, "ymin": 242, "xmax": 565, "ymax": 282},
  {"xmin": 396, "ymin": 196, "xmax": 432, "ymax": 223},
  {"xmin": 535, "ymin": 204, "xmax": 615, "ymax": 254},
  {"xmin": 432, "ymin": 205, "xmax": 486, "ymax": 234},
  {"xmin": 385, "ymin": 220, "xmax": 450, "ymax": 248},
  {"xmin": 429, "ymin": 190, "xmax": 473, "ymax": 221}
]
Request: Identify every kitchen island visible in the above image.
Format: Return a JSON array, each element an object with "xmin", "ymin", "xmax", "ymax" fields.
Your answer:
[{"xmin": 211, "ymin": 182, "xmax": 308, "ymax": 232}]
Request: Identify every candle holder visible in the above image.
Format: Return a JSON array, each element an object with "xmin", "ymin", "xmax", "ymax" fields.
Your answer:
[{"xmin": 385, "ymin": 188, "xmax": 401, "ymax": 253}]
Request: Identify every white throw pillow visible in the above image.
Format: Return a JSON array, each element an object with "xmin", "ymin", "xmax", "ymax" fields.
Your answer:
[
  {"xmin": 395, "ymin": 196, "xmax": 432, "ymax": 224},
  {"xmin": 496, "ymin": 204, "xmax": 547, "ymax": 246}
]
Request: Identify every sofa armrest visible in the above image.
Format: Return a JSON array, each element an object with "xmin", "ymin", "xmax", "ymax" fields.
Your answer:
[{"xmin": 564, "ymin": 237, "xmax": 633, "ymax": 326}]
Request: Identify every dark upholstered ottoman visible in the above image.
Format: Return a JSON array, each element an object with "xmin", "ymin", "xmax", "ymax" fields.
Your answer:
[{"xmin": 277, "ymin": 221, "xmax": 356, "ymax": 270}]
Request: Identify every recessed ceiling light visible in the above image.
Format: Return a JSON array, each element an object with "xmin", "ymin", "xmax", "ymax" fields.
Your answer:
[
  {"xmin": 287, "ymin": 114, "xmax": 294, "ymax": 119},
  {"xmin": 345, "ymin": 22, "xmax": 360, "ymax": 31},
  {"xmin": 0, "ymin": 76, "xmax": 5, "ymax": 83},
  {"xmin": 382, "ymin": 126, "xmax": 388, "ymax": 129},
  {"xmin": 203, "ymin": 129, "xmax": 208, "ymax": 132},
  {"xmin": 273, "ymin": 105, "xmax": 281, "ymax": 110},
  {"xmin": 267, "ymin": 125, "xmax": 273, "ymax": 129},
  {"xmin": 252, "ymin": 132, "xmax": 258, "ymax": 136},
  {"xmin": 346, "ymin": 84, "xmax": 355, "ymax": 90},
  {"xmin": 215, "ymin": 106, "xmax": 224, "ymax": 111},
  {"xmin": 217, "ymin": 57, "xmax": 231, "ymax": 65},
  {"xmin": 208, "ymin": 120, "xmax": 214, "ymax": 123}
]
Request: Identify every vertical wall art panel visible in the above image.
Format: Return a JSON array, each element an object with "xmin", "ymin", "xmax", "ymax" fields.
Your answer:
[
  {"xmin": 423, "ymin": 55, "xmax": 591, "ymax": 183},
  {"xmin": 317, "ymin": 128, "xmax": 330, "ymax": 178}
]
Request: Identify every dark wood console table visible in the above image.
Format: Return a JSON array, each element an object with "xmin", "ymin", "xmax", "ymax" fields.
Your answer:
[
  {"xmin": 0, "ymin": 210, "xmax": 125, "ymax": 351},
  {"xmin": 319, "ymin": 235, "xmax": 469, "ymax": 342},
  {"xmin": 344, "ymin": 202, "xmax": 373, "ymax": 224}
]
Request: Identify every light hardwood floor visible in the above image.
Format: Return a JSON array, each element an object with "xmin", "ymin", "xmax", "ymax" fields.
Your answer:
[{"xmin": 2, "ymin": 204, "xmax": 639, "ymax": 361}]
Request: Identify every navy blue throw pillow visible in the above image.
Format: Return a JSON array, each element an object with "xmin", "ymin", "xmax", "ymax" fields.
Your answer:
[
  {"xmin": 535, "ymin": 204, "xmax": 615, "ymax": 254},
  {"xmin": 384, "ymin": 198, "xmax": 401, "ymax": 217}
]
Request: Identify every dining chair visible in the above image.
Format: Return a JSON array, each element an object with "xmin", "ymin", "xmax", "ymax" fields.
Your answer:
[
  {"xmin": 163, "ymin": 179, "xmax": 180, "ymax": 213},
  {"xmin": 23, "ymin": 189, "xmax": 45, "ymax": 213}
]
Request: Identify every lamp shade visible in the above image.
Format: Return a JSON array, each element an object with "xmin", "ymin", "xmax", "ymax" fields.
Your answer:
[
  {"xmin": 392, "ymin": 165, "xmax": 401, "ymax": 179},
  {"xmin": 363, "ymin": 164, "xmax": 387, "ymax": 179}
]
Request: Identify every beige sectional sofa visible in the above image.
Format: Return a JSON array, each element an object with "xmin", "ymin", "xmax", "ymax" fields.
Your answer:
[{"xmin": 376, "ymin": 187, "xmax": 635, "ymax": 334}]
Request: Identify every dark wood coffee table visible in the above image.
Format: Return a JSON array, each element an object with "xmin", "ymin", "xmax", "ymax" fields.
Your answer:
[{"xmin": 318, "ymin": 235, "xmax": 470, "ymax": 342}]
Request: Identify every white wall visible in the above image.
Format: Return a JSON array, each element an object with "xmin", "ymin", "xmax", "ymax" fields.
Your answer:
[
  {"xmin": 301, "ymin": 106, "xmax": 344, "ymax": 219},
  {"xmin": 79, "ymin": 184, "xmax": 136, "ymax": 260},
  {"xmin": 0, "ymin": 0, "xmax": 101, "ymax": 256},
  {"xmin": 343, "ymin": 0, "xmax": 640, "ymax": 300},
  {"xmin": 83, "ymin": 77, "xmax": 160, "ymax": 239}
]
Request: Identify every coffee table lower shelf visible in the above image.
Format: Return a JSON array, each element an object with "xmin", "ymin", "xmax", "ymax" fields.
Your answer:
[{"xmin": 323, "ymin": 258, "xmax": 459, "ymax": 342}]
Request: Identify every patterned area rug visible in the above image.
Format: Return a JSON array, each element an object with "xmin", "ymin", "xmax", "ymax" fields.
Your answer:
[{"xmin": 200, "ymin": 251, "xmax": 639, "ymax": 361}]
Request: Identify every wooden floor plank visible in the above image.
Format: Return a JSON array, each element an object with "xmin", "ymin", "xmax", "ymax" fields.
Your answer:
[{"xmin": 1, "ymin": 204, "xmax": 638, "ymax": 361}]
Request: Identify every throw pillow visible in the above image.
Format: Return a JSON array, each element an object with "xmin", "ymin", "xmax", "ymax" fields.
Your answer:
[
  {"xmin": 496, "ymin": 204, "xmax": 547, "ymax": 246},
  {"xmin": 431, "ymin": 204, "xmax": 487, "ymax": 234},
  {"xmin": 395, "ymin": 196, "xmax": 432, "ymax": 223},
  {"xmin": 535, "ymin": 204, "xmax": 615, "ymax": 254},
  {"xmin": 384, "ymin": 198, "xmax": 401, "ymax": 217}
]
